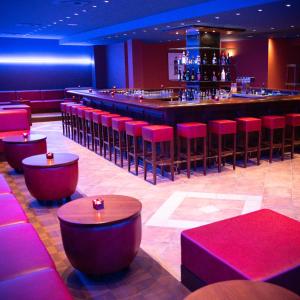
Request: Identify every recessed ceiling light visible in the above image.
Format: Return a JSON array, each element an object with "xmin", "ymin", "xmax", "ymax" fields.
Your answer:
[
  {"xmin": 285, "ymin": 4, "xmax": 291, "ymax": 7},
  {"xmin": 236, "ymin": 12, "xmax": 240, "ymax": 16},
  {"xmin": 92, "ymin": 5, "xmax": 97, "ymax": 8},
  {"xmin": 215, "ymin": 16, "xmax": 220, "ymax": 19},
  {"xmin": 143, "ymin": 30, "xmax": 147, "ymax": 33},
  {"xmin": 104, "ymin": 0, "xmax": 109, "ymax": 3},
  {"xmin": 53, "ymin": 22, "xmax": 57, "ymax": 25},
  {"xmin": 123, "ymin": 33, "xmax": 127, "ymax": 36},
  {"xmin": 270, "ymin": 27, "xmax": 275, "ymax": 30},
  {"xmin": 176, "ymin": 31, "xmax": 179, "ymax": 35},
  {"xmin": 67, "ymin": 24, "xmax": 78, "ymax": 26},
  {"xmin": 212, "ymin": 30, "xmax": 216, "ymax": 33},
  {"xmin": 66, "ymin": 16, "xmax": 71, "ymax": 19},
  {"xmin": 74, "ymin": 13, "xmax": 79, "ymax": 16},
  {"xmin": 258, "ymin": 9, "xmax": 263, "ymax": 12},
  {"xmin": 82, "ymin": 9, "xmax": 87, "ymax": 12},
  {"xmin": 166, "ymin": 25, "xmax": 171, "ymax": 28},
  {"xmin": 252, "ymin": 29, "xmax": 256, "ymax": 32},
  {"xmin": 196, "ymin": 20, "xmax": 201, "ymax": 23},
  {"xmin": 132, "ymin": 32, "xmax": 136, "ymax": 34},
  {"xmin": 180, "ymin": 22, "xmax": 185, "ymax": 25},
  {"xmin": 154, "ymin": 27, "xmax": 158, "ymax": 31},
  {"xmin": 59, "ymin": 19, "xmax": 63, "ymax": 22},
  {"xmin": 290, "ymin": 25, "xmax": 295, "ymax": 28}
]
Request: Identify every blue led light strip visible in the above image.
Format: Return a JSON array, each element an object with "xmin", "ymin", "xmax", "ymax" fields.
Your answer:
[{"xmin": 0, "ymin": 56, "xmax": 93, "ymax": 65}]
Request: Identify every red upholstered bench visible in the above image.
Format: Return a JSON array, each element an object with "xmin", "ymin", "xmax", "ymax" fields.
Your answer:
[
  {"xmin": 0, "ymin": 194, "xmax": 28, "ymax": 227},
  {"xmin": 0, "ymin": 223, "xmax": 55, "ymax": 281},
  {"xmin": 181, "ymin": 209, "xmax": 300, "ymax": 294},
  {"xmin": 0, "ymin": 174, "xmax": 11, "ymax": 194},
  {"xmin": 0, "ymin": 268, "xmax": 73, "ymax": 300}
]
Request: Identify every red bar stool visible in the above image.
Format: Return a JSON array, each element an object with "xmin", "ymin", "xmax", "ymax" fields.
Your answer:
[
  {"xmin": 84, "ymin": 109, "xmax": 101, "ymax": 151},
  {"xmin": 77, "ymin": 107, "xmax": 94, "ymax": 146},
  {"xmin": 60, "ymin": 103, "xmax": 68, "ymax": 136},
  {"xmin": 101, "ymin": 113, "xmax": 120, "ymax": 161},
  {"xmin": 285, "ymin": 113, "xmax": 300, "ymax": 159},
  {"xmin": 208, "ymin": 120, "xmax": 237, "ymax": 172},
  {"xmin": 142, "ymin": 125, "xmax": 174, "ymax": 185},
  {"xmin": 126, "ymin": 121, "xmax": 149, "ymax": 175},
  {"xmin": 70, "ymin": 105, "xmax": 84, "ymax": 142},
  {"xmin": 112, "ymin": 117, "xmax": 133, "ymax": 167},
  {"xmin": 177, "ymin": 122, "xmax": 207, "ymax": 177},
  {"xmin": 236, "ymin": 117, "xmax": 262, "ymax": 167},
  {"xmin": 92, "ymin": 111, "xmax": 110, "ymax": 155},
  {"xmin": 261, "ymin": 115, "xmax": 285, "ymax": 163}
]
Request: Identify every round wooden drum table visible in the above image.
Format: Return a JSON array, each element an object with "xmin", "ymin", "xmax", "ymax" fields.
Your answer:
[
  {"xmin": 22, "ymin": 153, "xmax": 79, "ymax": 201},
  {"xmin": 3, "ymin": 134, "xmax": 47, "ymax": 172},
  {"xmin": 57, "ymin": 195, "xmax": 142, "ymax": 276},
  {"xmin": 184, "ymin": 280, "xmax": 300, "ymax": 300}
]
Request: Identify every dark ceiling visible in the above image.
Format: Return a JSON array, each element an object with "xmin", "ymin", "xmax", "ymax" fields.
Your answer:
[{"xmin": 0, "ymin": 0, "xmax": 299, "ymax": 45}]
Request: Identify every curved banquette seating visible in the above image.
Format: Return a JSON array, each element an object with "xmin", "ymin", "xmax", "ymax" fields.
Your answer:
[
  {"xmin": 0, "ymin": 90, "xmax": 75, "ymax": 113},
  {"xmin": 0, "ymin": 174, "xmax": 73, "ymax": 299},
  {"xmin": 0, "ymin": 109, "xmax": 30, "ymax": 153}
]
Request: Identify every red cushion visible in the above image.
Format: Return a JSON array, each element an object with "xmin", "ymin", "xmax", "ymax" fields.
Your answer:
[
  {"xmin": 209, "ymin": 120, "xmax": 237, "ymax": 135},
  {"xmin": 236, "ymin": 117, "xmax": 262, "ymax": 132},
  {"xmin": 181, "ymin": 209, "xmax": 300, "ymax": 289},
  {"xmin": 177, "ymin": 122, "xmax": 207, "ymax": 138},
  {"xmin": 125, "ymin": 121, "xmax": 149, "ymax": 136},
  {"xmin": 0, "ymin": 91, "xmax": 17, "ymax": 102},
  {"xmin": 142, "ymin": 125, "xmax": 174, "ymax": 142},
  {"xmin": 286, "ymin": 114, "xmax": 300, "ymax": 127},
  {"xmin": 84, "ymin": 109, "xmax": 100, "ymax": 120},
  {"xmin": 0, "ymin": 268, "xmax": 73, "ymax": 300},
  {"xmin": 77, "ymin": 107, "xmax": 93, "ymax": 118},
  {"xmin": 0, "ymin": 194, "xmax": 28, "ymax": 227},
  {"xmin": 42, "ymin": 90, "xmax": 65, "ymax": 100},
  {"xmin": 92, "ymin": 111, "xmax": 110, "ymax": 123},
  {"xmin": 101, "ymin": 114, "xmax": 120, "ymax": 127},
  {"xmin": 0, "ymin": 175, "xmax": 11, "ymax": 194},
  {"xmin": 262, "ymin": 116, "xmax": 285, "ymax": 129},
  {"xmin": 16, "ymin": 90, "xmax": 42, "ymax": 101},
  {"xmin": 0, "ymin": 109, "xmax": 30, "ymax": 132},
  {"xmin": 0, "ymin": 223, "xmax": 55, "ymax": 280},
  {"xmin": 70, "ymin": 105, "xmax": 84, "ymax": 114},
  {"xmin": 112, "ymin": 117, "xmax": 133, "ymax": 131},
  {"xmin": 60, "ymin": 102, "xmax": 76, "ymax": 112}
]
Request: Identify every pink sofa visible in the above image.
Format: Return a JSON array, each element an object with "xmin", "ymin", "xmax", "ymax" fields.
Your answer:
[
  {"xmin": 0, "ymin": 109, "xmax": 30, "ymax": 152},
  {"xmin": 0, "ymin": 175, "xmax": 73, "ymax": 299},
  {"xmin": 0, "ymin": 90, "xmax": 75, "ymax": 113}
]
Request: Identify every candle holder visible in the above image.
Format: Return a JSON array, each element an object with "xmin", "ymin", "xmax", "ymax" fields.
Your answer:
[
  {"xmin": 93, "ymin": 198, "xmax": 105, "ymax": 210},
  {"xmin": 46, "ymin": 152, "xmax": 54, "ymax": 159},
  {"xmin": 88, "ymin": 89, "xmax": 93, "ymax": 93},
  {"xmin": 23, "ymin": 132, "xmax": 29, "ymax": 139}
]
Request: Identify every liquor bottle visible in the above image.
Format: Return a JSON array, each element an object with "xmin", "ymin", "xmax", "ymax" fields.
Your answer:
[
  {"xmin": 212, "ymin": 71, "xmax": 217, "ymax": 82},
  {"xmin": 226, "ymin": 71, "xmax": 231, "ymax": 82},
  {"xmin": 181, "ymin": 51, "xmax": 187, "ymax": 65},
  {"xmin": 221, "ymin": 68, "xmax": 226, "ymax": 82},
  {"xmin": 202, "ymin": 53, "xmax": 207, "ymax": 65},
  {"xmin": 182, "ymin": 70, "xmax": 186, "ymax": 81},
  {"xmin": 226, "ymin": 53, "xmax": 230, "ymax": 65},
  {"xmin": 182, "ymin": 89, "xmax": 187, "ymax": 101},
  {"xmin": 212, "ymin": 52, "xmax": 217, "ymax": 65},
  {"xmin": 178, "ymin": 69, "xmax": 182, "ymax": 81},
  {"xmin": 185, "ymin": 69, "xmax": 190, "ymax": 81},
  {"xmin": 221, "ymin": 52, "xmax": 226, "ymax": 65},
  {"xmin": 196, "ymin": 54, "xmax": 201, "ymax": 65},
  {"xmin": 196, "ymin": 67, "xmax": 201, "ymax": 81},
  {"xmin": 174, "ymin": 56, "xmax": 179, "ymax": 75},
  {"xmin": 203, "ymin": 71, "xmax": 208, "ymax": 81},
  {"xmin": 191, "ymin": 68, "xmax": 195, "ymax": 81}
]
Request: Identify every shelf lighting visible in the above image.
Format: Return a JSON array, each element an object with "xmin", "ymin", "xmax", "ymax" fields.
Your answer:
[{"xmin": 0, "ymin": 56, "xmax": 94, "ymax": 65}]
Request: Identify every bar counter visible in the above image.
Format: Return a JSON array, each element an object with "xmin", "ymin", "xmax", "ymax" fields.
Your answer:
[{"xmin": 67, "ymin": 89, "xmax": 300, "ymax": 125}]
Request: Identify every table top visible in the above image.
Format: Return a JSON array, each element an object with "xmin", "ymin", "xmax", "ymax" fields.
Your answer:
[
  {"xmin": 57, "ymin": 195, "xmax": 142, "ymax": 226},
  {"xmin": 22, "ymin": 153, "xmax": 79, "ymax": 168},
  {"xmin": 184, "ymin": 280, "xmax": 300, "ymax": 300},
  {"xmin": 3, "ymin": 134, "xmax": 46, "ymax": 144}
]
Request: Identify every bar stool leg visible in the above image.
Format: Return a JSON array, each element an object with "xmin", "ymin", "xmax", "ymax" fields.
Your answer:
[
  {"xmin": 257, "ymin": 131, "xmax": 261, "ymax": 165},
  {"xmin": 291, "ymin": 126, "xmax": 295, "ymax": 159},
  {"xmin": 233, "ymin": 133, "xmax": 236, "ymax": 170},
  {"xmin": 170, "ymin": 139, "xmax": 174, "ymax": 181},
  {"xmin": 143, "ymin": 140, "xmax": 147, "ymax": 180},
  {"xmin": 244, "ymin": 132, "xmax": 248, "ymax": 168},
  {"xmin": 177, "ymin": 136, "xmax": 181, "ymax": 174},
  {"xmin": 113, "ymin": 130, "xmax": 117, "ymax": 164},
  {"xmin": 187, "ymin": 138, "xmax": 191, "ymax": 178},
  {"xmin": 134, "ymin": 136, "xmax": 138, "ymax": 175},
  {"xmin": 102, "ymin": 126, "xmax": 107, "ymax": 159},
  {"xmin": 281, "ymin": 128, "xmax": 285, "ymax": 161},
  {"xmin": 152, "ymin": 142, "xmax": 157, "ymax": 185},
  {"xmin": 108, "ymin": 128, "xmax": 112, "ymax": 161},
  {"xmin": 218, "ymin": 134, "xmax": 222, "ymax": 173},
  {"xmin": 120, "ymin": 132, "xmax": 124, "ymax": 168},
  {"xmin": 193, "ymin": 139, "xmax": 197, "ymax": 171},
  {"xmin": 269, "ymin": 128, "xmax": 274, "ymax": 163},
  {"xmin": 127, "ymin": 134, "xmax": 131, "ymax": 172},
  {"xmin": 203, "ymin": 137, "xmax": 207, "ymax": 175}
]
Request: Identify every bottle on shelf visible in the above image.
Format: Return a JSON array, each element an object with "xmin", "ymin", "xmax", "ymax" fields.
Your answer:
[
  {"xmin": 203, "ymin": 71, "xmax": 208, "ymax": 81},
  {"xmin": 182, "ymin": 70, "xmax": 186, "ymax": 81},
  {"xmin": 196, "ymin": 54, "xmax": 201, "ymax": 65},
  {"xmin": 212, "ymin": 52, "xmax": 217, "ymax": 65},
  {"xmin": 181, "ymin": 51, "xmax": 187, "ymax": 65},
  {"xmin": 221, "ymin": 52, "xmax": 226, "ymax": 65},
  {"xmin": 185, "ymin": 69, "xmax": 190, "ymax": 81},
  {"xmin": 221, "ymin": 68, "xmax": 226, "ymax": 82},
  {"xmin": 202, "ymin": 53, "xmax": 207, "ymax": 65},
  {"xmin": 226, "ymin": 53, "xmax": 230, "ymax": 65},
  {"xmin": 178, "ymin": 69, "xmax": 182, "ymax": 81},
  {"xmin": 191, "ymin": 68, "xmax": 196, "ymax": 81},
  {"xmin": 226, "ymin": 71, "xmax": 231, "ymax": 82},
  {"xmin": 212, "ymin": 71, "xmax": 217, "ymax": 82},
  {"xmin": 196, "ymin": 67, "xmax": 201, "ymax": 81}
]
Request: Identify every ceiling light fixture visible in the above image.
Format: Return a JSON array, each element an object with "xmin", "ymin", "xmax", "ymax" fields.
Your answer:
[
  {"xmin": 104, "ymin": 0, "xmax": 109, "ymax": 3},
  {"xmin": 154, "ymin": 27, "xmax": 158, "ymax": 31},
  {"xmin": 82, "ymin": 9, "xmax": 87, "ymax": 12},
  {"xmin": 215, "ymin": 16, "xmax": 220, "ymax": 19},
  {"xmin": 196, "ymin": 20, "xmax": 201, "ymax": 23},
  {"xmin": 257, "ymin": 9, "xmax": 263, "ymax": 12},
  {"xmin": 285, "ymin": 4, "xmax": 291, "ymax": 7},
  {"xmin": 66, "ymin": 16, "xmax": 71, "ymax": 19},
  {"xmin": 74, "ymin": 13, "xmax": 79, "ymax": 16},
  {"xmin": 290, "ymin": 25, "xmax": 295, "ymax": 28},
  {"xmin": 176, "ymin": 31, "xmax": 179, "ymax": 35},
  {"xmin": 92, "ymin": 5, "xmax": 97, "ymax": 8},
  {"xmin": 59, "ymin": 19, "xmax": 63, "ymax": 22},
  {"xmin": 67, "ymin": 24, "xmax": 78, "ymax": 26},
  {"xmin": 270, "ymin": 27, "xmax": 275, "ymax": 30},
  {"xmin": 236, "ymin": 12, "xmax": 240, "ymax": 16}
]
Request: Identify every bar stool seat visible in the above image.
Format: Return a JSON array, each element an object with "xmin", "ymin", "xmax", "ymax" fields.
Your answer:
[
  {"xmin": 92, "ymin": 111, "xmax": 110, "ymax": 155},
  {"xmin": 286, "ymin": 113, "xmax": 300, "ymax": 158},
  {"xmin": 84, "ymin": 109, "xmax": 101, "ymax": 150},
  {"xmin": 112, "ymin": 117, "xmax": 133, "ymax": 167},
  {"xmin": 236, "ymin": 117, "xmax": 262, "ymax": 167},
  {"xmin": 261, "ymin": 115, "xmax": 285, "ymax": 163},
  {"xmin": 77, "ymin": 107, "xmax": 95, "ymax": 146},
  {"xmin": 142, "ymin": 125, "xmax": 174, "ymax": 185},
  {"xmin": 208, "ymin": 120, "xmax": 237, "ymax": 172},
  {"xmin": 101, "ymin": 113, "xmax": 120, "ymax": 161},
  {"xmin": 177, "ymin": 122, "xmax": 207, "ymax": 177},
  {"xmin": 126, "ymin": 121, "xmax": 149, "ymax": 175},
  {"xmin": 69, "ymin": 105, "xmax": 84, "ymax": 142}
]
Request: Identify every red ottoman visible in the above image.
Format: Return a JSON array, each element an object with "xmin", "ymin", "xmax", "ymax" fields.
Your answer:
[
  {"xmin": 0, "ymin": 268, "xmax": 73, "ymax": 300},
  {"xmin": 0, "ymin": 223, "xmax": 55, "ymax": 280},
  {"xmin": 181, "ymin": 209, "xmax": 300, "ymax": 294},
  {"xmin": 22, "ymin": 153, "xmax": 79, "ymax": 201},
  {"xmin": 0, "ymin": 174, "xmax": 11, "ymax": 194},
  {"xmin": 0, "ymin": 194, "xmax": 28, "ymax": 227}
]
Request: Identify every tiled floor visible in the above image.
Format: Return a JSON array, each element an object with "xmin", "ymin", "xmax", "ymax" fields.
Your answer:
[{"xmin": 1, "ymin": 120, "xmax": 300, "ymax": 299}]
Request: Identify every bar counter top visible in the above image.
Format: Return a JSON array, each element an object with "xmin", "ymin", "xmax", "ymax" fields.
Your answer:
[{"xmin": 66, "ymin": 89, "xmax": 300, "ymax": 110}]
